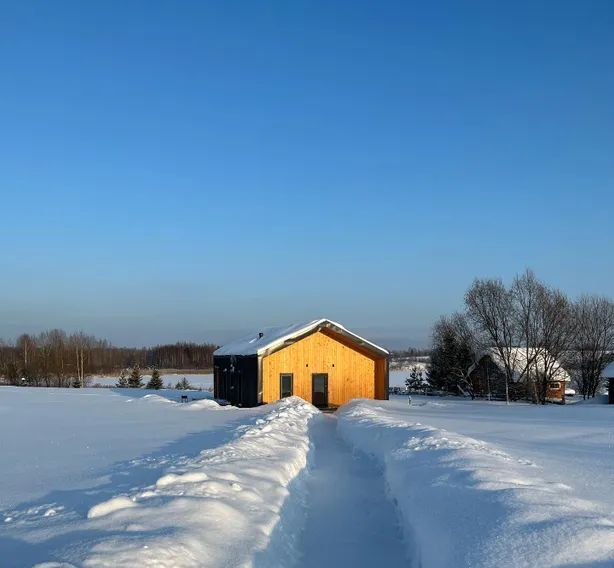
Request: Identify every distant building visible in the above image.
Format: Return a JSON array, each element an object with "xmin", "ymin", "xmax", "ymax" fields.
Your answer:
[
  {"xmin": 604, "ymin": 361, "xmax": 614, "ymax": 404},
  {"xmin": 213, "ymin": 319, "xmax": 389, "ymax": 408},
  {"xmin": 467, "ymin": 348, "xmax": 570, "ymax": 402}
]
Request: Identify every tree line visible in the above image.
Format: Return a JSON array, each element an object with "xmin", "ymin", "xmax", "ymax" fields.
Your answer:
[
  {"xmin": 429, "ymin": 270, "xmax": 614, "ymax": 403},
  {"xmin": 114, "ymin": 366, "xmax": 194, "ymax": 390},
  {"xmin": 0, "ymin": 330, "xmax": 217, "ymax": 387}
]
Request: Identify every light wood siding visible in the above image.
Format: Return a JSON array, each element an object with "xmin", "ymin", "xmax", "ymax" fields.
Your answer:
[
  {"xmin": 374, "ymin": 357, "xmax": 388, "ymax": 400},
  {"xmin": 262, "ymin": 329, "xmax": 387, "ymax": 406}
]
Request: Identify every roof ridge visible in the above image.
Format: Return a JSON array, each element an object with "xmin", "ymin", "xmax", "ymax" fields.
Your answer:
[{"xmin": 214, "ymin": 319, "xmax": 389, "ymax": 357}]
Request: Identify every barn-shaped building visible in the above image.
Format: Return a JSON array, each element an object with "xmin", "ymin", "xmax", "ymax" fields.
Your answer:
[{"xmin": 213, "ymin": 319, "xmax": 389, "ymax": 408}]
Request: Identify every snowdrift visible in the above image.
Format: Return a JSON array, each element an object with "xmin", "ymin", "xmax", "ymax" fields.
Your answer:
[
  {"xmin": 338, "ymin": 400, "xmax": 614, "ymax": 568},
  {"xmin": 70, "ymin": 397, "xmax": 317, "ymax": 567}
]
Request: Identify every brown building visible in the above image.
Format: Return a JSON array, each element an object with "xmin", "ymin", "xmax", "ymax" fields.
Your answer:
[{"xmin": 213, "ymin": 319, "xmax": 389, "ymax": 408}]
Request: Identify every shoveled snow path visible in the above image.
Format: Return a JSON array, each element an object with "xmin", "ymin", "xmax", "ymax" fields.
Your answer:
[{"xmin": 300, "ymin": 414, "xmax": 408, "ymax": 567}]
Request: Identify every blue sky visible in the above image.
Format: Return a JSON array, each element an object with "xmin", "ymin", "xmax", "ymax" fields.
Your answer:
[{"xmin": 1, "ymin": 1, "xmax": 613, "ymax": 348}]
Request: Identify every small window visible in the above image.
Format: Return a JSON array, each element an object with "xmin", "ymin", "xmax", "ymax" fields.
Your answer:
[
  {"xmin": 280, "ymin": 373, "xmax": 293, "ymax": 398},
  {"xmin": 549, "ymin": 382, "xmax": 561, "ymax": 390}
]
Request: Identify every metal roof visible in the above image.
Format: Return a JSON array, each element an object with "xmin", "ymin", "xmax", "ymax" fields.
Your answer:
[{"xmin": 213, "ymin": 318, "xmax": 389, "ymax": 358}]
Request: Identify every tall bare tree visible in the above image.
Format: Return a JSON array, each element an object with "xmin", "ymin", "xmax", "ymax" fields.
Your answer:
[
  {"xmin": 465, "ymin": 278, "xmax": 526, "ymax": 404},
  {"xmin": 512, "ymin": 271, "xmax": 575, "ymax": 404},
  {"xmin": 569, "ymin": 295, "xmax": 614, "ymax": 399},
  {"xmin": 534, "ymin": 287, "xmax": 575, "ymax": 404},
  {"xmin": 71, "ymin": 331, "xmax": 91, "ymax": 388},
  {"xmin": 512, "ymin": 270, "xmax": 546, "ymax": 401},
  {"xmin": 15, "ymin": 333, "xmax": 35, "ymax": 384}
]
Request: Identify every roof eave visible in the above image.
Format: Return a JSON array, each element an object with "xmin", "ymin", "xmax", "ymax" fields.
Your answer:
[{"xmin": 257, "ymin": 319, "xmax": 389, "ymax": 358}]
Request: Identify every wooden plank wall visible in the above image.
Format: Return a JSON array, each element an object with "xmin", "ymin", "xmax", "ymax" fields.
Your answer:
[
  {"xmin": 262, "ymin": 330, "xmax": 386, "ymax": 406},
  {"xmin": 374, "ymin": 357, "xmax": 387, "ymax": 400}
]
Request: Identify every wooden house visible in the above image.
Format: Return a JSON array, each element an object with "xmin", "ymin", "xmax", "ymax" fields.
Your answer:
[
  {"xmin": 213, "ymin": 319, "xmax": 389, "ymax": 408},
  {"xmin": 467, "ymin": 348, "xmax": 571, "ymax": 402}
]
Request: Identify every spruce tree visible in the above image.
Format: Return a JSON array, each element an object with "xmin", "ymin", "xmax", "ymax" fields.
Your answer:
[
  {"xmin": 128, "ymin": 365, "xmax": 143, "ymax": 388},
  {"xmin": 146, "ymin": 368, "xmax": 163, "ymax": 390},
  {"xmin": 116, "ymin": 369, "xmax": 129, "ymax": 388},
  {"xmin": 175, "ymin": 377, "xmax": 192, "ymax": 390}
]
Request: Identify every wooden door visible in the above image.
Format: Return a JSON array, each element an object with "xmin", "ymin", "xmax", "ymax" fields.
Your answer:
[{"xmin": 312, "ymin": 373, "xmax": 328, "ymax": 408}]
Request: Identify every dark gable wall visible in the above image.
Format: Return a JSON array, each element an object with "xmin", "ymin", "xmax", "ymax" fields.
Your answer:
[{"xmin": 213, "ymin": 355, "xmax": 259, "ymax": 407}]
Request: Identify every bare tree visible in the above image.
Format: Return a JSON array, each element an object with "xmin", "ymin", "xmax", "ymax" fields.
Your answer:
[
  {"xmin": 465, "ymin": 278, "xmax": 526, "ymax": 404},
  {"xmin": 0, "ymin": 330, "xmax": 217, "ymax": 388},
  {"xmin": 512, "ymin": 271, "xmax": 575, "ymax": 404},
  {"xmin": 47, "ymin": 329, "xmax": 67, "ymax": 387},
  {"xmin": 534, "ymin": 287, "xmax": 575, "ymax": 404},
  {"xmin": 37, "ymin": 331, "xmax": 54, "ymax": 387},
  {"xmin": 512, "ymin": 270, "xmax": 545, "ymax": 402},
  {"xmin": 569, "ymin": 296, "xmax": 614, "ymax": 399},
  {"xmin": 71, "ymin": 331, "xmax": 92, "ymax": 388},
  {"xmin": 16, "ymin": 333, "xmax": 36, "ymax": 384}
]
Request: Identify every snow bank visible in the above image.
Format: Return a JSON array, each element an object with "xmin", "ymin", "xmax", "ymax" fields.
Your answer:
[
  {"xmin": 338, "ymin": 400, "xmax": 614, "ymax": 568},
  {"xmin": 136, "ymin": 393, "xmax": 175, "ymax": 404},
  {"xmin": 76, "ymin": 396, "xmax": 318, "ymax": 567},
  {"xmin": 87, "ymin": 496, "xmax": 136, "ymax": 519},
  {"xmin": 125, "ymin": 394, "xmax": 229, "ymax": 411},
  {"xmin": 182, "ymin": 398, "xmax": 228, "ymax": 411}
]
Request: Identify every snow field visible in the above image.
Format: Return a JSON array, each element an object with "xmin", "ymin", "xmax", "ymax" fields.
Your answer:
[
  {"xmin": 77, "ymin": 396, "xmax": 319, "ymax": 567},
  {"xmin": 0, "ymin": 386, "xmax": 242, "ymax": 513},
  {"xmin": 338, "ymin": 400, "xmax": 614, "ymax": 568},
  {"xmin": 4, "ymin": 387, "xmax": 613, "ymax": 568}
]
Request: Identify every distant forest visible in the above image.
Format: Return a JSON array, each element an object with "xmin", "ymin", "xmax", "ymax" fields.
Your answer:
[
  {"xmin": 0, "ymin": 330, "xmax": 217, "ymax": 387},
  {"xmin": 391, "ymin": 347, "xmax": 431, "ymax": 358}
]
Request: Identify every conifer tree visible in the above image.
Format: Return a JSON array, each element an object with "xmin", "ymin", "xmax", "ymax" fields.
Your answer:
[
  {"xmin": 175, "ymin": 377, "xmax": 192, "ymax": 390},
  {"xmin": 128, "ymin": 365, "xmax": 143, "ymax": 388},
  {"xmin": 116, "ymin": 369, "xmax": 129, "ymax": 388},
  {"xmin": 146, "ymin": 368, "xmax": 163, "ymax": 389}
]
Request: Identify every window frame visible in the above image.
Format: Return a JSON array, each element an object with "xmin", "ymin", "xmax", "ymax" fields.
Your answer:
[
  {"xmin": 548, "ymin": 381, "xmax": 561, "ymax": 390},
  {"xmin": 280, "ymin": 373, "xmax": 294, "ymax": 398}
]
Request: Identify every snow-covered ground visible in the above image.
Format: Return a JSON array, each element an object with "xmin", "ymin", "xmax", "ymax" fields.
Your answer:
[
  {"xmin": 1, "ymin": 388, "xmax": 612, "ymax": 567},
  {"xmin": 386, "ymin": 394, "xmax": 614, "ymax": 510},
  {"xmin": 339, "ymin": 397, "xmax": 614, "ymax": 567},
  {"xmin": 0, "ymin": 387, "xmax": 267, "ymax": 558}
]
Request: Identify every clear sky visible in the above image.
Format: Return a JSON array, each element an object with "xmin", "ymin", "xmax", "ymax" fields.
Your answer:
[{"xmin": 1, "ymin": 1, "xmax": 613, "ymax": 349}]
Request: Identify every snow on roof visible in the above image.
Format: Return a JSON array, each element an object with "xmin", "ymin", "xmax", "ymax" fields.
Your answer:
[
  {"xmin": 471, "ymin": 347, "xmax": 571, "ymax": 383},
  {"xmin": 602, "ymin": 360, "xmax": 614, "ymax": 378},
  {"xmin": 214, "ymin": 318, "xmax": 389, "ymax": 357}
]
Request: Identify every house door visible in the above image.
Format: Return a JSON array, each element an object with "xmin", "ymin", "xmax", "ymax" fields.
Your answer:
[
  {"xmin": 312, "ymin": 373, "xmax": 328, "ymax": 408},
  {"xmin": 228, "ymin": 371, "xmax": 241, "ymax": 406}
]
